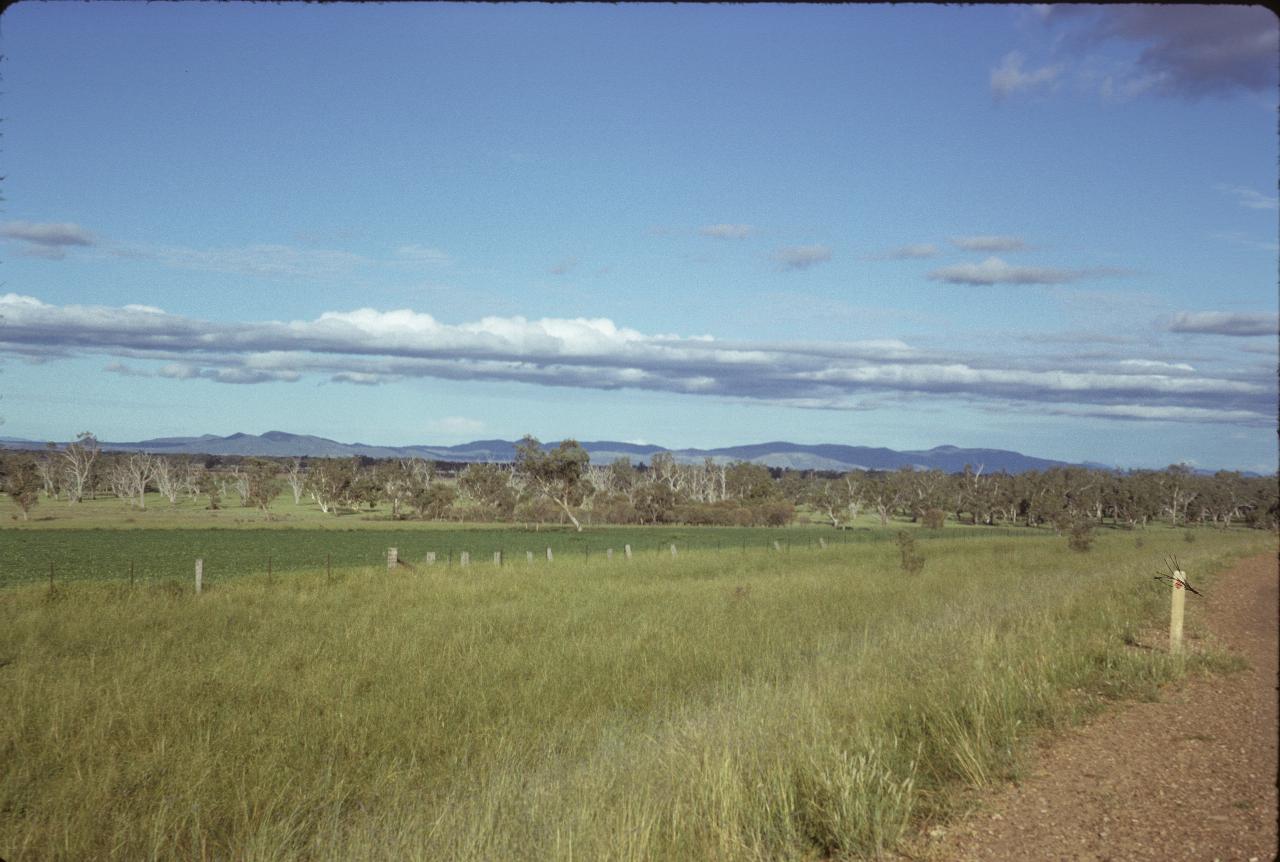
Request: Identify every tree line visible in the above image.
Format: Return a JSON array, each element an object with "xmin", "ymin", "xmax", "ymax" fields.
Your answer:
[{"xmin": 4, "ymin": 433, "xmax": 1277, "ymax": 532}]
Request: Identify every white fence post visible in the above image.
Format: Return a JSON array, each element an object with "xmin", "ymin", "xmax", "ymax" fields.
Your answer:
[
  {"xmin": 195, "ymin": 558, "xmax": 203, "ymax": 595},
  {"xmin": 460, "ymin": 551, "xmax": 470, "ymax": 568},
  {"xmin": 670, "ymin": 543, "xmax": 678, "ymax": 559},
  {"xmin": 387, "ymin": 547, "xmax": 398, "ymax": 572},
  {"xmin": 1170, "ymin": 569, "xmax": 1187, "ymax": 654},
  {"xmin": 494, "ymin": 551, "xmax": 502, "ymax": 567},
  {"xmin": 425, "ymin": 552, "xmax": 436, "ymax": 565},
  {"xmin": 607, "ymin": 548, "xmax": 614, "ymax": 561},
  {"xmin": 527, "ymin": 550, "xmax": 534, "ymax": 565},
  {"xmin": 624, "ymin": 544, "xmax": 632, "ymax": 560},
  {"xmin": 546, "ymin": 547, "xmax": 554, "ymax": 562}
]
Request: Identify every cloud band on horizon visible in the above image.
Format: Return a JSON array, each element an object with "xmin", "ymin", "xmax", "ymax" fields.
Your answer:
[{"xmin": 2, "ymin": 293, "xmax": 1272, "ymax": 428}]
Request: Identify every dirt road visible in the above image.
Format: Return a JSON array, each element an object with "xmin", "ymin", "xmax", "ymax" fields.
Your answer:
[{"xmin": 899, "ymin": 551, "xmax": 1278, "ymax": 862}]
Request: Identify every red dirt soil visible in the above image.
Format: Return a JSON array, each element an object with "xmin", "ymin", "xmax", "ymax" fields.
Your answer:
[{"xmin": 894, "ymin": 550, "xmax": 1279, "ymax": 862}]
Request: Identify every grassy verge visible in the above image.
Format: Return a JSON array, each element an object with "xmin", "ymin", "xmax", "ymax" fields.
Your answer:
[{"xmin": 1, "ymin": 529, "xmax": 1271, "ymax": 860}]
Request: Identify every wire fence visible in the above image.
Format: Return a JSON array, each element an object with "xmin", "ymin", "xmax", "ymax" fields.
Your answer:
[{"xmin": 3, "ymin": 525, "xmax": 1041, "ymax": 588}]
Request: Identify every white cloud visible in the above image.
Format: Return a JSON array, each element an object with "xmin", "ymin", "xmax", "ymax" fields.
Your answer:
[
  {"xmin": 928, "ymin": 256, "xmax": 1119, "ymax": 286},
  {"xmin": 427, "ymin": 416, "xmax": 487, "ymax": 436},
  {"xmin": 1051, "ymin": 6, "xmax": 1279, "ymax": 99},
  {"xmin": 1168, "ymin": 311, "xmax": 1279, "ymax": 337},
  {"xmin": 1214, "ymin": 184, "xmax": 1279, "ymax": 211},
  {"xmin": 395, "ymin": 244, "xmax": 451, "ymax": 264},
  {"xmin": 773, "ymin": 244, "xmax": 832, "ymax": 271},
  {"xmin": 0, "ymin": 293, "xmax": 1271, "ymax": 425},
  {"xmin": 117, "ymin": 242, "xmax": 370, "ymax": 279},
  {"xmin": 951, "ymin": 235, "xmax": 1027, "ymax": 252},
  {"xmin": 158, "ymin": 362, "xmax": 202, "ymax": 380},
  {"xmin": 1117, "ymin": 359, "xmax": 1195, "ymax": 373},
  {"xmin": 990, "ymin": 51, "xmax": 1062, "ymax": 99},
  {"xmin": 699, "ymin": 224, "xmax": 754, "ymax": 239},
  {"xmin": 0, "ymin": 221, "xmax": 94, "ymax": 247},
  {"xmin": 103, "ymin": 361, "xmax": 152, "ymax": 377},
  {"xmin": 1, "ymin": 221, "xmax": 95, "ymax": 260},
  {"xmin": 331, "ymin": 371, "xmax": 390, "ymax": 386},
  {"xmin": 868, "ymin": 243, "xmax": 939, "ymax": 260}
]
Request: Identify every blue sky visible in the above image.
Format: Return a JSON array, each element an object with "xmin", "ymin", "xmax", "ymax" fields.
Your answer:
[{"xmin": 1, "ymin": 3, "xmax": 1276, "ymax": 471}]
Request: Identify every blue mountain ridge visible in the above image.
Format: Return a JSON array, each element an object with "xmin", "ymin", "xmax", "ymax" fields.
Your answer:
[{"xmin": 0, "ymin": 430, "xmax": 1127, "ymax": 474}]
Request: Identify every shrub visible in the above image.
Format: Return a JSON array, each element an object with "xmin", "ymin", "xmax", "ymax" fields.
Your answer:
[
  {"xmin": 1067, "ymin": 520, "xmax": 1094, "ymax": 553},
  {"xmin": 921, "ymin": 508, "xmax": 946, "ymax": 530},
  {"xmin": 896, "ymin": 531, "xmax": 925, "ymax": 574}
]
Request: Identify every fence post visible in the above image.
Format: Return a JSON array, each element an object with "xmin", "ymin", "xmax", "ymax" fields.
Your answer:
[
  {"xmin": 494, "ymin": 550, "xmax": 502, "ymax": 567},
  {"xmin": 819, "ymin": 538, "xmax": 827, "ymax": 550},
  {"xmin": 670, "ymin": 543, "xmax": 678, "ymax": 559},
  {"xmin": 130, "ymin": 560, "xmax": 135, "ymax": 587},
  {"xmin": 195, "ymin": 558, "xmax": 203, "ymax": 595},
  {"xmin": 1170, "ymin": 569, "xmax": 1187, "ymax": 654},
  {"xmin": 460, "ymin": 551, "xmax": 470, "ymax": 568},
  {"xmin": 624, "ymin": 543, "xmax": 632, "ymax": 560},
  {"xmin": 773, "ymin": 540, "xmax": 782, "ymax": 552},
  {"xmin": 425, "ymin": 552, "xmax": 436, "ymax": 565},
  {"xmin": 387, "ymin": 547, "xmax": 398, "ymax": 572},
  {"xmin": 527, "ymin": 550, "xmax": 534, "ymax": 565},
  {"xmin": 547, "ymin": 546, "xmax": 554, "ymax": 562},
  {"xmin": 607, "ymin": 548, "xmax": 614, "ymax": 561},
  {"xmin": 326, "ymin": 553, "xmax": 331, "ymax": 582}
]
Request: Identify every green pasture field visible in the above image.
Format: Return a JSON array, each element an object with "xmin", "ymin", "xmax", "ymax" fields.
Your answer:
[
  {"xmin": 0, "ymin": 492, "xmax": 1031, "ymax": 587},
  {"xmin": 1, "ymin": 523, "xmax": 1272, "ymax": 861}
]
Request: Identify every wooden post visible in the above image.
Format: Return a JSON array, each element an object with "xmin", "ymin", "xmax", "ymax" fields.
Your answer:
[
  {"xmin": 425, "ymin": 552, "xmax": 436, "ymax": 565},
  {"xmin": 819, "ymin": 538, "xmax": 827, "ymax": 550},
  {"xmin": 607, "ymin": 548, "xmax": 614, "ymax": 561},
  {"xmin": 387, "ymin": 547, "xmax": 398, "ymax": 572},
  {"xmin": 460, "ymin": 551, "xmax": 470, "ymax": 568},
  {"xmin": 494, "ymin": 550, "xmax": 502, "ymax": 567},
  {"xmin": 1170, "ymin": 569, "xmax": 1187, "ymax": 654},
  {"xmin": 670, "ymin": 543, "xmax": 678, "ymax": 559},
  {"xmin": 546, "ymin": 546, "xmax": 554, "ymax": 562},
  {"xmin": 624, "ymin": 544, "xmax": 632, "ymax": 560},
  {"xmin": 195, "ymin": 558, "xmax": 203, "ymax": 595},
  {"xmin": 326, "ymin": 553, "xmax": 331, "ymax": 582},
  {"xmin": 772, "ymin": 540, "xmax": 782, "ymax": 552},
  {"xmin": 527, "ymin": 550, "xmax": 534, "ymax": 565}
]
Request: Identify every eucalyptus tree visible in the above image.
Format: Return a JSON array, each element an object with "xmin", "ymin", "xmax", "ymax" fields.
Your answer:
[
  {"xmin": 513, "ymin": 436, "xmax": 592, "ymax": 532},
  {"xmin": 458, "ymin": 462, "xmax": 517, "ymax": 520},
  {"xmin": 60, "ymin": 432, "xmax": 99, "ymax": 503},
  {"xmin": 809, "ymin": 476, "xmax": 855, "ymax": 529},
  {"xmin": 5, "ymin": 456, "xmax": 40, "ymax": 520},
  {"xmin": 243, "ymin": 459, "xmax": 282, "ymax": 514}
]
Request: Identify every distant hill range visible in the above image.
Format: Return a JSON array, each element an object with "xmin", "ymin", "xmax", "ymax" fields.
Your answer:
[{"xmin": 0, "ymin": 430, "xmax": 1112, "ymax": 474}]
